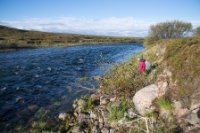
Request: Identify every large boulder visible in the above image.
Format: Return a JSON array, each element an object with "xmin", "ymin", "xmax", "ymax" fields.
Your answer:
[{"xmin": 133, "ymin": 84, "xmax": 159, "ymax": 115}]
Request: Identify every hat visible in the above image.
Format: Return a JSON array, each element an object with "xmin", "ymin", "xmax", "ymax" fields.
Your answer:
[{"xmin": 138, "ymin": 55, "xmax": 144, "ymax": 60}]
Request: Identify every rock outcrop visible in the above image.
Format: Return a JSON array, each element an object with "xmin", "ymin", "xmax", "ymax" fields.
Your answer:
[{"xmin": 133, "ymin": 84, "xmax": 158, "ymax": 115}]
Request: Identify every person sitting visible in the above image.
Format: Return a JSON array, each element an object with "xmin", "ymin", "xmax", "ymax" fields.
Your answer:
[{"xmin": 138, "ymin": 55, "xmax": 146, "ymax": 73}]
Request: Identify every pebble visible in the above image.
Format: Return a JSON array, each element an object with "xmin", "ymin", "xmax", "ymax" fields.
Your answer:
[{"xmin": 16, "ymin": 97, "xmax": 24, "ymax": 104}]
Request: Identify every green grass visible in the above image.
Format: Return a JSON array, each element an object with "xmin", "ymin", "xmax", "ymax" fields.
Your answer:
[
  {"xmin": 106, "ymin": 97, "xmax": 128, "ymax": 122},
  {"xmin": 156, "ymin": 97, "xmax": 173, "ymax": 110},
  {"xmin": 163, "ymin": 37, "xmax": 200, "ymax": 104},
  {"xmin": 79, "ymin": 95, "xmax": 95, "ymax": 112}
]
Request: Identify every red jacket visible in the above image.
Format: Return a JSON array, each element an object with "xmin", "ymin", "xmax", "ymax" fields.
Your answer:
[{"xmin": 138, "ymin": 60, "xmax": 146, "ymax": 72}]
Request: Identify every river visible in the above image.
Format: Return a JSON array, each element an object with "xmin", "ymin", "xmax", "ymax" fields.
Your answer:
[{"xmin": 0, "ymin": 43, "xmax": 143, "ymax": 131}]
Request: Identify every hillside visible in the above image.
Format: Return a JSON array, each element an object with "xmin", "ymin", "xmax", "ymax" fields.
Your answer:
[{"xmin": 0, "ymin": 25, "xmax": 143, "ymax": 49}]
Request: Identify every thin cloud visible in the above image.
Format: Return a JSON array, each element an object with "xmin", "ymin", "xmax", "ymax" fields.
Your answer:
[
  {"xmin": 0, "ymin": 17, "xmax": 153, "ymax": 37},
  {"xmin": 1, "ymin": 17, "xmax": 199, "ymax": 37}
]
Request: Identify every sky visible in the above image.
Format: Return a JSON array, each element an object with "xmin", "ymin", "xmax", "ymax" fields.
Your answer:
[{"xmin": 0, "ymin": 0, "xmax": 200, "ymax": 37}]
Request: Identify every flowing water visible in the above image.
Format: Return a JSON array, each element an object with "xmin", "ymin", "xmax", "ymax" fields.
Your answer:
[{"xmin": 0, "ymin": 43, "xmax": 143, "ymax": 131}]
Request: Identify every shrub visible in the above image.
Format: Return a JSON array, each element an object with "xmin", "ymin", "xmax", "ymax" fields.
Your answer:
[{"xmin": 145, "ymin": 20, "xmax": 192, "ymax": 46}]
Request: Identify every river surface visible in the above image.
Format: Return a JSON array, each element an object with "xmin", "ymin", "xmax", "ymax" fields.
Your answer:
[{"xmin": 0, "ymin": 43, "xmax": 143, "ymax": 131}]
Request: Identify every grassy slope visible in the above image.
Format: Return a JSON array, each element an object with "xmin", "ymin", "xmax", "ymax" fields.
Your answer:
[
  {"xmin": 98, "ymin": 36, "xmax": 200, "ymax": 132},
  {"xmin": 101, "ymin": 36, "xmax": 200, "ymax": 107},
  {"xmin": 163, "ymin": 37, "xmax": 200, "ymax": 105},
  {"xmin": 0, "ymin": 25, "xmax": 143, "ymax": 49}
]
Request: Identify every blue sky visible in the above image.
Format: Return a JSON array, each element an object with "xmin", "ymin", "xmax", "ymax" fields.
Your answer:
[{"xmin": 0, "ymin": 0, "xmax": 200, "ymax": 36}]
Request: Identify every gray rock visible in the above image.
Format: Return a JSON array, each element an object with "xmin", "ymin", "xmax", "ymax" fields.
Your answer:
[
  {"xmin": 110, "ymin": 96, "xmax": 116, "ymax": 102},
  {"xmin": 109, "ymin": 128, "xmax": 115, "ymax": 133},
  {"xmin": 71, "ymin": 126, "xmax": 83, "ymax": 133},
  {"xmin": 191, "ymin": 103, "xmax": 200, "ymax": 114},
  {"xmin": 73, "ymin": 102, "xmax": 78, "ymax": 109},
  {"xmin": 173, "ymin": 101, "xmax": 188, "ymax": 118},
  {"xmin": 78, "ymin": 113, "xmax": 90, "ymax": 120},
  {"xmin": 125, "ymin": 108, "xmax": 137, "ymax": 118},
  {"xmin": 92, "ymin": 125, "xmax": 100, "ymax": 133},
  {"xmin": 118, "ymin": 117, "xmax": 126, "ymax": 125},
  {"xmin": 78, "ymin": 99, "xmax": 86, "ymax": 107},
  {"xmin": 58, "ymin": 112, "xmax": 66, "ymax": 121},
  {"xmin": 101, "ymin": 127, "xmax": 110, "ymax": 133},
  {"xmin": 159, "ymin": 109, "xmax": 171, "ymax": 119},
  {"xmin": 101, "ymin": 110, "xmax": 109, "ymax": 124},
  {"xmin": 93, "ymin": 76, "xmax": 102, "ymax": 81},
  {"xmin": 77, "ymin": 112, "xmax": 90, "ymax": 123},
  {"xmin": 79, "ymin": 112, "xmax": 90, "ymax": 119},
  {"xmin": 133, "ymin": 84, "xmax": 158, "ymax": 115},
  {"xmin": 157, "ymin": 80, "xmax": 168, "ymax": 98},
  {"xmin": 98, "ymin": 116, "xmax": 104, "ymax": 124},
  {"xmin": 94, "ymin": 121, "xmax": 99, "ymax": 126},
  {"xmin": 99, "ymin": 123, "xmax": 104, "ymax": 129},
  {"xmin": 90, "ymin": 110, "xmax": 98, "ymax": 119},
  {"xmin": 16, "ymin": 97, "xmax": 24, "ymax": 104},
  {"xmin": 100, "ymin": 95, "xmax": 110, "ymax": 105},
  {"xmin": 186, "ymin": 112, "xmax": 200, "ymax": 125},
  {"xmin": 91, "ymin": 94, "xmax": 99, "ymax": 101}
]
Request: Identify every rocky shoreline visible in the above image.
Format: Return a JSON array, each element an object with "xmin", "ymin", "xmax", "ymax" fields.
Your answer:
[{"xmin": 58, "ymin": 71, "xmax": 200, "ymax": 133}]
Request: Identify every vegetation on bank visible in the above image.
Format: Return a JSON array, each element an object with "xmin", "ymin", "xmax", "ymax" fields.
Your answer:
[
  {"xmin": 92, "ymin": 36, "xmax": 198, "ymax": 132},
  {"xmin": 0, "ymin": 25, "xmax": 143, "ymax": 49},
  {"xmin": 102, "ymin": 35, "xmax": 200, "ymax": 105}
]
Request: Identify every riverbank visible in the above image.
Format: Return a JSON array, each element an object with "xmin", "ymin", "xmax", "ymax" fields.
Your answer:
[
  {"xmin": 0, "ymin": 25, "xmax": 143, "ymax": 50},
  {"xmin": 45, "ymin": 36, "xmax": 200, "ymax": 133}
]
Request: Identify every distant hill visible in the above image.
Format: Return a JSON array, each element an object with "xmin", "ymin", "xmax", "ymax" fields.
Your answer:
[{"xmin": 0, "ymin": 25, "xmax": 143, "ymax": 49}]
